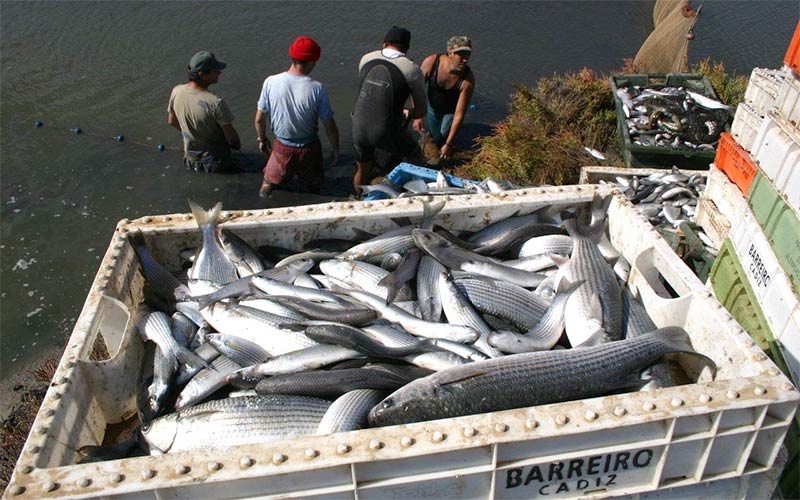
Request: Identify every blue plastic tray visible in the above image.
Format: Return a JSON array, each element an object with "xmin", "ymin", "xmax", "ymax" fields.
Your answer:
[{"xmin": 363, "ymin": 163, "xmax": 476, "ymax": 201}]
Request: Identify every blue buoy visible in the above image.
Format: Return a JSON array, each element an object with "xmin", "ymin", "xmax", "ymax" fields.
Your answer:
[
  {"xmin": 71, "ymin": 127, "xmax": 82, "ymax": 134},
  {"xmin": 115, "ymin": 135, "xmax": 125, "ymax": 142},
  {"xmin": 157, "ymin": 144, "xmax": 165, "ymax": 152},
  {"xmin": 469, "ymin": 104, "xmax": 477, "ymax": 111},
  {"xmin": 34, "ymin": 121, "xmax": 44, "ymax": 128}
]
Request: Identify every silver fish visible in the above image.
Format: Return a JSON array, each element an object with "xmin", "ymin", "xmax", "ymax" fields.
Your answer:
[
  {"xmin": 142, "ymin": 395, "xmax": 331, "ymax": 454},
  {"xmin": 219, "ymin": 228, "xmax": 267, "ymax": 277},
  {"xmin": 229, "ymin": 344, "xmax": 363, "ymax": 380},
  {"xmin": 437, "ymin": 271, "xmax": 503, "ymax": 357},
  {"xmin": 316, "ymin": 389, "xmax": 385, "ymax": 435},
  {"xmin": 369, "ymin": 327, "xmax": 715, "ymax": 426},
  {"xmin": 175, "ymin": 355, "xmax": 241, "ymax": 410},
  {"xmin": 187, "ymin": 200, "xmax": 238, "ymax": 285},
  {"xmin": 320, "ymin": 259, "xmax": 413, "ymax": 303}
]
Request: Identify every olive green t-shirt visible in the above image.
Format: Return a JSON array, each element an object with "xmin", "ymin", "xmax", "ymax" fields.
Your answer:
[{"xmin": 167, "ymin": 84, "xmax": 235, "ymax": 160}]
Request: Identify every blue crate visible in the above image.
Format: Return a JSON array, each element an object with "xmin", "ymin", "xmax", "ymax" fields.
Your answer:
[{"xmin": 363, "ymin": 163, "xmax": 476, "ymax": 201}]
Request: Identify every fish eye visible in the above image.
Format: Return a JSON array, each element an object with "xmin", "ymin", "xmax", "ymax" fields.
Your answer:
[
  {"xmin": 142, "ymin": 423, "xmax": 151, "ymax": 433},
  {"xmin": 381, "ymin": 399, "xmax": 394, "ymax": 409}
]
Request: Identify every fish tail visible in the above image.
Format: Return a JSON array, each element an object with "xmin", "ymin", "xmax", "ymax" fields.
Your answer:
[
  {"xmin": 128, "ymin": 229, "xmax": 147, "ymax": 250},
  {"xmin": 188, "ymin": 200, "xmax": 222, "ymax": 228},
  {"xmin": 378, "ymin": 274, "xmax": 399, "ymax": 305},
  {"xmin": 652, "ymin": 326, "xmax": 717, "ymax": 379},
  {"xmin": 556, "ymin": 278, "xmax": 585, "ymax": 295}
]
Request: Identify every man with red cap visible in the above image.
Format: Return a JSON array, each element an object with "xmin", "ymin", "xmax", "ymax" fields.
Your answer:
[{"xmin": 255, "ymin": 36, "xmax": 339, "ymax": 196}]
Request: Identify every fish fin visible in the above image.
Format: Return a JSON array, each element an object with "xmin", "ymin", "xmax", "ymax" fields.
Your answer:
[
  {"xmin": 651, "ymin": 327, "xmax": 718, "ymax": 380},
  {"xmin": 391, "ymin": 217, "xmax": 413, "ymax": 227},
  {"xmin": 173, "ymin": 345, "xmax": 213, "ymax": 371},
  {"xmin": 435, "ymin": 366, "xmax": 494, "ymax": 387},
  {"xmin": 188, "ymin": 200, "xmax": 222, "ymax": 228},
  {"xmin": 128, "ymin": 229, "xmax": 147, "ymax": 249},
  {"xmin": 549, "ymin": 254, "xmax": 570, "ymax": 268},
  {"xmin": 556, "ymin": 278, "xmax": 585, "ymax": 295}
]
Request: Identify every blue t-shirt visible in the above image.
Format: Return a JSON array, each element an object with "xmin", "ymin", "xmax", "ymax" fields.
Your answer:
[{"xmin": 257, "ymin": 72, "xmax": 334, "ymax": 147}]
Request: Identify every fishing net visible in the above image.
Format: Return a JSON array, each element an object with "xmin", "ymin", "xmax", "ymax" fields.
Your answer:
[{"xmin": 634, "ymin": 0, "xmax": 701, "ymax": 73}]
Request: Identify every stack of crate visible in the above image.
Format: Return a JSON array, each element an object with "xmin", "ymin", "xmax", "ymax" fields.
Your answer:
[{"xmin": 706, "ymin": 20, "xmax": 800, "ymax": 498}]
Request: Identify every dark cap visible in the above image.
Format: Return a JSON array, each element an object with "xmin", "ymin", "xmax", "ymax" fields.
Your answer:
[
  {"xmin": 383, "ymin": 26, "xmax": 411, "ymax": 48},
  {"xmin": 188, "ymin": 51, "xmax": 226, "ymax": 72}
]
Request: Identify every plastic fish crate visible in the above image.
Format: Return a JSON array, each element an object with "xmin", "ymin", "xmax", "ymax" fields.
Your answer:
[
  {"xmin": 695, "ymin": 198, "xmax": 730, "ymax": 249},
  {"xmin": 775, "ymin": 69, "xmax": 800, "ymax": 127},
  {"xmin": 610, "ymin": 73, "xmax": 725, "ymax": 170},
  {"xmin": 750, "ymin": 110, "xmax": 800, "ymax": 214},
  {"xmin": 744, "ymin": 68, "xmax": 783, "ymax": 117},
  {"xmin": 731, "ymin": 102, "xmax": 765, "ymax": 153},
  {"xmin": 714, "ymin": 133, "xmax": 758, "ymax": 195},
  {"xmin": 731, "ymin": 207, "xmax": 800, "ymax": 387},
  {"xmin": 362, "ymin": 162, "xmax": 476, "ymax": 201},
  {"xmin": 704, "ymin": 164, "xmax": 747, "ymax": 225},
  {"xmin": 4, "ymin": 186, "xmax": 799, "ymax": 500},
  {"xmin": 784, "ymin": 20, "xmax": 800, "ymax": 76},
  {"xmin": 577, "ymin": 166, "xmax": 704, "ymax": 185},
  {"xmin": 747, "ymin": 169, "xmax": 800, "ymax": 302}
]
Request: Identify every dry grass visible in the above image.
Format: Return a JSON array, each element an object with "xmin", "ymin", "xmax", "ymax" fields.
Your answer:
[
  {"xmin": 690, "ymin": 58, "xmax": 748, "ymax": 108},
  {"xmin": 1, "ymin": 358, "xmax": 58, "ymax": 491}
]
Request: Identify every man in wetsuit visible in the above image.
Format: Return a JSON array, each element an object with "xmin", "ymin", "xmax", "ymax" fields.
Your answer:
[
  {"xmin": 168, "ymin": 51, "xmax": 242, "ymax": 173},
  {"xmin": 351, "ymin": 26, "xmax": 426, "ymax": 195},
  {"xmin": 255, "ymin": 36, "xmax": 340, "ymax": 196},
  {"xmin": 415, "ymin": 36, "xmax": 475, "ymax": 160}
]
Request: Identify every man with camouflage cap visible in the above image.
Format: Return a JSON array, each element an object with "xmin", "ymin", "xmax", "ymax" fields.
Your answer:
[
  {"xmin": 168, "ymin": 51, "xmax": 241, "ymax": 173},
  {"xmin": 415, "ymin": 36, "xmax": 475, "ymax": 160}
]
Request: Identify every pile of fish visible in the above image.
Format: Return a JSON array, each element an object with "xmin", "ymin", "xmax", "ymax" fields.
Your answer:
[
  {"xmin": 360, "ymin": 171, "xmax": 518, "ymax": 200},
  {"xmin": 596, "ymin": 167, "xmax": 718, "ymax": 254},
  {"xmin": 80, "ymin": 196, "xmax": 716, "ymax": 460},
  {"xmin": 615, "ymin": 85, "xmax": 731, "ymax": 150}
]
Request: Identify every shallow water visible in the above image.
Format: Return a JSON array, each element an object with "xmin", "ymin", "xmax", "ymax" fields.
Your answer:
[{"xmin": 0, "ymin": 0, "xmax": 795, "ymax": 379}]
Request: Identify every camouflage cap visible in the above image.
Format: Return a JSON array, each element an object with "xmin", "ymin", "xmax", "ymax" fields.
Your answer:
[{"xmin": 447, "ymin": 36, "xmax": 472, "ymax": 53}]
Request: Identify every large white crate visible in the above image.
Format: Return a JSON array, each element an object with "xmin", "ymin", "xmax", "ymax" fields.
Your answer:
[
  {"xmin": 776, "ymin": 68, "xmax": 800, "ymax": 127},
  {"xmin": 578, "ymin": 166, "xmax": 704, "ymax": 185},
  {"xmin": 731, "ymin": 102, "xmax": 765, "ymax": 153},
  {"xmin": 744, "ymin": 68, "xmax": 783, "ymax": 117},
  {"xmin": 3, "ymin": 186, "xmax": 798, "ymax": 500},
  {"xmin": 704, "ymin": 164, "xmax": 748, "ymax": 224},
  {"xmin": 731, "ymin": 206, "xmax": 800, "ymax": 386},
  {"xmin": 751, "ymin": 110, "xmax": 800, "ymax": 216}
]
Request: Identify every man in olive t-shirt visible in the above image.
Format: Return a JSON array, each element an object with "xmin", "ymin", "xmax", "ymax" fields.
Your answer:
[{"xmin": 167, "ymin": 51, "xmax": 241, "ymax": 173}]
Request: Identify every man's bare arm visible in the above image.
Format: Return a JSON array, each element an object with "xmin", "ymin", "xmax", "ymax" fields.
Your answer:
[
  {"xmin": 167, "ymin": 111, "xmax": 181, "ymax": 131},
  {"xmin": 323, "ymin": 117, "xmax": 340, "ymax": 167},
  {"xmin": 222, "ymin": 123, "xmax": 241, "ymax": 150}
]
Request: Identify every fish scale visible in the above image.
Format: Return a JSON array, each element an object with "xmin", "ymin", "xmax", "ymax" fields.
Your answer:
[
  {"xmin": 438, "ymin": 272, "xmax": 503, "ymax": 358},
  {"xmin": 454, "ymin": 277, "xmax": 548, "ymax": 331},
  {"xmin": 369, "ymin": 328, "xmax": 714, "ymax": 426},
  {"xmin": 417, "ymin": 255, "xmax": 446, "ymax": 321}
]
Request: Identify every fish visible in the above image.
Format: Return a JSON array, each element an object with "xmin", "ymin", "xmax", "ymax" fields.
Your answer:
[
  {"xmin": 129, "ymin": 230, "xmax": 191, "ymax": 305},
  {"xmin": 583, "ymin": 146, "xmax": 606, "ymax": 161},
  {"xmin": 437, "ymin": 271, "xmax": 503, "ymax": 357},
  {"xmin": 205, "ymin": 333, "xmax": 270, "ymax": 367},
  {"xmin": 368, "ymin": 327, "xmax": 715, "ymax": 426},
  {"xmin": 254, "ymin": 366, "xmax": 420, "ymax": 399},
  {"xmin": 187, "ymin": 200, "xmax": 238, "ymax": 286},
  {"xmin": 377, "ymin": 248, "xmax": 421, "ymax": 304},
  {"xmin": 219, "ymin": 228, "xmax": 268, "ymax": 277},
  {"xmin": 316, "ymin": 389, "xmax": 386, "ymax": 435},
  {"xmin": 303, "ymin": 322, "xmax": 439, "ymax": 359},
  {"xmin": 453, "ymin": 275, "xmax": 548, "ymax": 331},
  {"xmin": 319, "ymin": 259, "xmax": 413, "ymax": 303},
  {"xmin": 228, "ymin": 344, "xmax": 363, "ymax": 381},
  {"xmin": 488, "ymin": 279, "xmax": 583, "ymax": 353},
  {"xmin": 268, "ymin": 295, "xmax": 377, "ymax": 326},
  {"xmin": 175, "ymin": 355, "xmax": 241, "ymax": 410},
  {"xmin": 142, "ymin": 395, "xmax": 331, "ymax": 454},
  {"xmin": 138, "ymin": 312, "xmax": 210, "ymax": 372}
]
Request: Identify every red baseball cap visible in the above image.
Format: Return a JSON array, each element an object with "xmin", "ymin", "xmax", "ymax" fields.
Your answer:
[{"xmin": 289, "ymin": 36, "xmax": 321, "ymax": 62}]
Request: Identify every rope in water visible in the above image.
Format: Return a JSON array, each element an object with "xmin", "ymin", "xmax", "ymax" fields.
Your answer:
[{"xmin": 33, "ymin": 119, "xmax": 172, "ymax": 152}]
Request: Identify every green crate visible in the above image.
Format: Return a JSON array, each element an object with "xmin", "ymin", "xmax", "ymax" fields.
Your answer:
[
  {"xmin": 709, "ymin": 238, "xmax": 799, "ymax": 499},
  {"xmin": 747, "ymin": 170, "xmax": 800, "ymax": 300},
  {"xmin": 610, "ymin": 73, "xmax": 726, "ymax": 170}
]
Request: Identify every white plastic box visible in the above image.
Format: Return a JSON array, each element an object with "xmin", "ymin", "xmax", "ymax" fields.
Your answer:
[
  {"xmin": 776, "ymin": 68, "xmax": 800, "ymax": 127},
  {"xmin": 744, "ymin": 68, "xmax": 783, "ymax": 117},
  {"xmin": 731, "ymin": 102, "xmax": 765, "ymax": 153},
  {"xmin": 3, "ymin": 186, "xmax": 798, "ymax": 500},
  {"xmin": 731, "ymin": 206, "xmax": 800, "ymax": 386},
  {"xmin": 703, "ymin": 164, "xmax": 747, "ymax": 224},
  {"xmin": 695, "ymin": 197, "xmax": 730, "ymax": 249},
  {"xmin": 750, "ymin": 110, "xmax": 800, "ymax": 217}
]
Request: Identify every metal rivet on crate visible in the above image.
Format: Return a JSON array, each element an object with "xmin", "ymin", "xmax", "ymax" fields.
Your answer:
[
  {"xmin": 584, "ymin": 410, "xmax": 598, "ymax": 421},
  {"xmin": 765, "ymin": 368, "xmax": 780, "ymax": 376},
  {"xmin": 207, "ymin": 461, "xmax": 222, "ymax": 471},
  {"xmin": 26, "ymin": 445, "xmax": 40, "ymax": 454},
  {"xmin": 239, "ymin": 457, "xmax": 253, "ymax": 468},
  {"xmin": 745, "ymin": 340, "xmax": 755, "ymax": 347},
  {"xmin": 162, "ymin": 216, "xmax": 171, "ymax": 222},
  {"xmin": 699, "ymin": 394, "xmax": 712, "ymax": 403},
  {"xmin": 51, "ymin": 392, "xmax": 62, "ymax": 401},
  {"xmin": 184, "ymin": 214, "xmax": 192, "ymax": 220},
  {"xmin": 401, "ymin": 436, "xmax": 415, "ymax": 447},
  {"xmin": 176, "ymin": 464, "xmax": 191, "ymax": 475},
  {"xmin": 754, "ymin": 386, "xmax": 767, "ymax": 395},
  {"xmin": 368, "ymin": 440, "xmax": 383, "ymax": 450},
  {"xmin": 306, "ymin": 207, "xmax": 313, "ymax": 212},
  {"xmin": 432, "ymin": 431, "xmax": 445, "ymax": 442},
  {"xmin": 36, "ymin": 426, "xmax": 47, "ymax": 435},
  {"xmin": 463, "ymin": 426, "xmax": 477, "ymax": 437},
  {"xmin": 244, "ymin": 211, "xmax": 253, "ymax": 216},
  {"xmin": 111, "ymin": 473, "xmax": 124, "ymax": 483},
  {"xmin": 525, "ymin": 419, "xmax": 539, "ymax": 430},
  {"xmin": 643, "ymin": 402, "xmax": 656, "ymax": 411},
  {"xmin": 783, "ymin": 383, "xmax": 795, "ymax": 391},
  {"xmin": 77, "ymin": 478, "xmax": 91, "ymax": 488},
  {"xmin": 285, "ymin": 208, "xmax": 294, "ymax": 214},
  {"xmin": 754, "ymin": 353, "xmax": 767, "ymax": 361},
  {"xmin": 304, "ymin": 448, "xmax": 319, "ymax": 459},
  {"xmin": 613, "ymin": 406, "xmax": 627, "ymax": 417},
  {"xmin": 141, "ymin": 469, "xmax": 155, "ymax": 480},
  {"xmin": 405, "ymin": 199, "xmax": 414, "ymax": 204},
  {"xmin": 44, "ymin": 408, "xmax": 55, "ymax": 417},
  {"xmin": 44, "ymin": 481, "xmax": 58, "ymax": 492},
  {"xmin": 495, "ymin": 423, "xmax": 508, "ymax": 433},
  {"xmin": 9, "ymin": 485, "xmax": 24, "ymax": 496},
  {"xmin": 272, "ymin": 453, "xmax": 286, "ymax": 464},
  {"xmin": 670, "ymin": 398, "xmax": 684, "ymax": 408},
  {"xmin": 726, "ymin": 390, "xmax": 740, "ymax": 400},
  {"xmin": 337, "ymin": 444, "xmax": 351, "ymax": 455},
  {"xmin": 20, "ymin": 465, "xmax": 33, "ymax": 474},
  {"xmin": 265, "ymin": 210, "xmax": 274, "ymax": 215},
  {"xmin": 555, "ymin": 415, "xmax": 569, "ymax": 425},
  {"xmin": 143, "ymin": 217, "xmax": 152, "ymax": 223}
]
